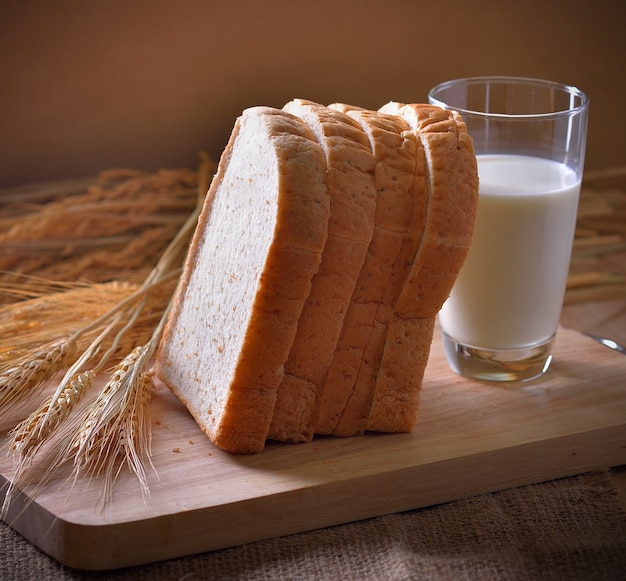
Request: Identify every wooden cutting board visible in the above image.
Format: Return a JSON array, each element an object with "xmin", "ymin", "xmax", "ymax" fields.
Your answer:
[{"xmin": 1, "ymin": 325, "xmax": 625, "ymax": 571}]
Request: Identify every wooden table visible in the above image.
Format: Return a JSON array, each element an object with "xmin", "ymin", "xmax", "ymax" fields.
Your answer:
[{"xmin": 561, "ymin": 297, "xmax": 626, "ymax": 506}]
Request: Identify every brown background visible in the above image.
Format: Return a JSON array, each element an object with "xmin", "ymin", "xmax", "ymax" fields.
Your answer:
[{"xmin": 0, "ymin": 0, "xmax": 624, "ymax": 188}]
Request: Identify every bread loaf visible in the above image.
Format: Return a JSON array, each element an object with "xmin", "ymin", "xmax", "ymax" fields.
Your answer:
[
  {"xmin": 156, "ymin": 100, "xmax": 478, "ymax": 453},
  {"xmin": 156, "ymin": 106, "xmax": 331, "ymax": 453}
]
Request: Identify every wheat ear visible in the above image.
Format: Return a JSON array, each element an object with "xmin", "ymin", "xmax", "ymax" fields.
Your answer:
[
  {"xmin": 56, "ymin": 167, "xmax": 204, "ymax": 503},
  {"xmin": 0, "ymin": 337, "xmax": 77, "ymax": 410},
  {"xmin": 65, "ymin": 347, "xmax": 156, "ymax": 505},
  {"xmin": 9, "ymin": 371, "xmax": 95, "ymax": 458},
  {"xmin": 0, "ymin": 370, "xmax": 96, "ymax": 520},
  {"xmin": 2, "ymin": 154, "xmax": 211, "ymax": 511}
]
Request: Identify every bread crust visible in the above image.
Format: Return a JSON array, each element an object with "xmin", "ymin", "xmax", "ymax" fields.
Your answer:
[
  {"xmin": 367, "ymin": 103, "xmax": 478, "ymax": 433},
  {"xmin": 156, "ymin": 106, "xmax": 330, "ymax": 453},
  {"xmin": 267, "ymin": 99, "xmax": 377, "ymax": 443},
  {"xmin": 315, "ymin": 105, "xmax": 425, "ymax": 437}
]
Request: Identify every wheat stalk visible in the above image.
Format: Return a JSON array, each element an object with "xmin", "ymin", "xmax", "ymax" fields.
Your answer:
[
  {"xmin": 0, "ymin": 162, "xmax": 215, "ymax": 292},
  {"xmin": 65, "ymin": 349, "xmax": 156, "ymax": 504},
  {"xmin": 59, "ymin": 173, "xmax": 207, "ymax": 502},
  {"xmin": 0, "ymin": 272, "xmax": 177, "ymax": 426},
  {"xmin": 1, "ymin": 154, "xmax": 212, "ymax": 512},
  {"xmin": 50, "ymin": 198, "xmax": 195, "ymax": 505}
]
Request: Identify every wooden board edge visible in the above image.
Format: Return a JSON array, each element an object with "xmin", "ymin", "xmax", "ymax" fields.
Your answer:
[{"xmin": 3, "ymin": 423, "xmax": 624, "ymax": 571}]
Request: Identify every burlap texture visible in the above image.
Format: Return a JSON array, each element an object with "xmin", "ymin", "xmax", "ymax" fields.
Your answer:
[{"xmin": 2, "ymin": 470, "xmax": 625, "ymax": 581}]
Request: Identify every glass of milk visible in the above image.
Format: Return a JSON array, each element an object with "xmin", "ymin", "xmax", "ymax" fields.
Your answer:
[{"xmin": 429, "ymin": 76, "xmax": 589, "ymax": 381}]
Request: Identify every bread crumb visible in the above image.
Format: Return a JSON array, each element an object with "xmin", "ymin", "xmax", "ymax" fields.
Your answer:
[{"xmin": 172, "ymin": 447, "xmax": 181, "ymax": 453}]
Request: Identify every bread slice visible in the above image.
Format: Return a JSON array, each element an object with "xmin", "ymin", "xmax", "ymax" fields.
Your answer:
[
  {"xmin": 267, "ymin": 99, "xmax": 377, "ymax": 443},
  {"xmin": 314, "ymin": 104, "xmax": 426, "ymax": 437},
  {"xmin": 156, "ymin": 106, "xmax": 331, "ymax": 453},
  {"xmin": 366, "ymin": 103, "xmax": 478, "ymax": 433}
]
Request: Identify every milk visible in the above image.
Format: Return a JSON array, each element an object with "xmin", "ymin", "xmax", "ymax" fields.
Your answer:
[{"xmin": 438, "ymin": 154, "xmax": 580, "ymax": 349}]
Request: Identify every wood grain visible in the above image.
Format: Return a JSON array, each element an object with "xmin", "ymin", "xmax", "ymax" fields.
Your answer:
[{"xmin": 1, "ymin": 325, "xmax": 625, "ymax": 571}]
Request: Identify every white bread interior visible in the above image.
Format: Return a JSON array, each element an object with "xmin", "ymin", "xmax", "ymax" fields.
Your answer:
[{"xmin": 156, "ymin": 106, "xmax": 331, "ymax": 453}]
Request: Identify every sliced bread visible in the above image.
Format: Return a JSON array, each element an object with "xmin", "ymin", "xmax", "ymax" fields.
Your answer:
[
  {"xmin": 267, "ymin": 99, "xmax": 377, "ymax": 443},
  {"xmin": 315, "ymin": 104, "xmax": 426, "ymax": 437},
  {"xmin": 366, "ymin": 103, "xmax": 479, "ymax": 433},
  {"xmin": 156, "ymin": 106, "xmax": 331, "ymax": 453}
]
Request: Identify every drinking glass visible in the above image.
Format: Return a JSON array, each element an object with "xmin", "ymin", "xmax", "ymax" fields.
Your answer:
[{"xmin": 428, "ymin": 76, "xmax": 589, "ymax": 381}]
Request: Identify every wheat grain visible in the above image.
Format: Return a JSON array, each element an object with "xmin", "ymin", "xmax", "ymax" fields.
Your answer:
[
  {"xmin": 0, "ymin": 337, "xmax": 77, "ymax": 410},
  {"xmin": 9, "ymin": 370, "xmax": 95, "ymax": 459},
  {"xmin": 60, "ymin": 347, "xmax": 156, "ymax": 505},
  {"xmin": 70, "ymin": 348, "xmax": 144, "ymax": 467}
]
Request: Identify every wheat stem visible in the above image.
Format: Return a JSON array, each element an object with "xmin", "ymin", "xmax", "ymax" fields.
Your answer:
[{"xmin": 64, "ymin": 269, "xmax": 181, "ymax": 346}]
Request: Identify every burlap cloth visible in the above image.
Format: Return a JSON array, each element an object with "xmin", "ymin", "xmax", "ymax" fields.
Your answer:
[{"xmin": 1, "ymin": 470, "xmax": 625, "ymax": 581}]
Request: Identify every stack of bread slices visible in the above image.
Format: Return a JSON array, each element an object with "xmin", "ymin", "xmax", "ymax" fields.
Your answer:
[{"xmin": 156, "ymin": 99, "xmax": 479, "ymax": 453}]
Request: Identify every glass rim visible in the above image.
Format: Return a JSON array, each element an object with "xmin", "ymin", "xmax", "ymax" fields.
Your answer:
[{"xmin": 428, "ymin": 76, "xmax": 589, "ymax": 120}]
